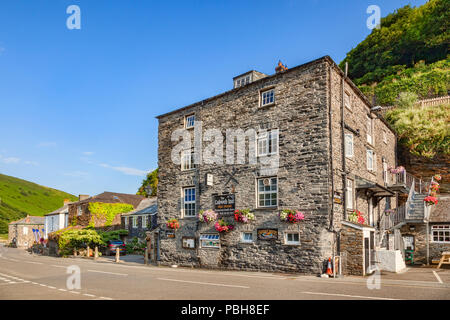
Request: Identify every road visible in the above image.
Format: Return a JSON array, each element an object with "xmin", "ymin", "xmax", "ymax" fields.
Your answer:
[{"xmin": 0, "ymin": 245, "xmax": 449, "ymax": 300}]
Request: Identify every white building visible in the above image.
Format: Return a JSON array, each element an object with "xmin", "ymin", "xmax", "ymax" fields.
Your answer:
[{"xmin": 44, "ymin": 200, "xmax": 72, "ymax": 239}]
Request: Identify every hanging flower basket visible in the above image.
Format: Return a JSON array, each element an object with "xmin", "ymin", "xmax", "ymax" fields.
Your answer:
[
  {"xmin": 388, "ymin": 166, "xmax": 405, "ymax": 174},
  {"xmin": 279, "ymin": 209, "xmax": 305, "ymax": 223},
  {"xmin": 348, "ymin": 210, "xmax": 365, "ymax": 224},
  {"xmin": 214, "ymin": 219, "xmax": 234, "ymax": 233},
  {"xmin": 166, "ymin": 218, "xmax": 180, "ymax": 230},
  {"xmin": 424, "ymin": 196, "xmax": 438, "ymax": 206},
  {"xmin": 430, "ymin": 181, "xmax": 440, "ymax": 191},
  {"xmin": 384, "ymin": 209, "xmax": 395, "ymax": 216},
  {"xmin": 433, "ymin": 174, "xmax": 442, "ymax": 181},
  {"xmin": 198, "ymin": 210, "xmax": 218, "ymax": 223},
  {"xmin": 234, "ymin": 209, "xmax": 255, "ymax": 223}
]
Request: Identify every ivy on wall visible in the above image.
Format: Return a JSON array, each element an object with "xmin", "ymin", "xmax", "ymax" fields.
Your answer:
[{"xmin": 88, "ymin": 202, "xmax": 134, "ymax": 227}]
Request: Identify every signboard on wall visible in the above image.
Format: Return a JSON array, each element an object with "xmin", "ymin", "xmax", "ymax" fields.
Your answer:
[
  {"xmin": 182, "ymin": 237, "xmax": 196, "ymax": 249},
  {"xmin": 214, "ymin": 194, "xmax": 235, "ymax": 215},
  {"xmin": 257, "ymin": 229, "xmax": 278, "ymax": 240}
]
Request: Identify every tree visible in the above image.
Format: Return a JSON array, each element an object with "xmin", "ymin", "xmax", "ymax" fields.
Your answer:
[{"xmin": 137, "ymin": 168, "xmax": 158, "ymax": 197}]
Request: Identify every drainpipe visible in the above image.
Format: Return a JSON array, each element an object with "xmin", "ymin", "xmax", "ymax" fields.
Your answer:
[
  {"xmin": 328, "ymin": 64, "xmax": 335, "ymax": 232},
  {"xmin": 426, "ymin": 220, "xmax": 430, "ymax": 266},
  {"xmin": 341, "ymin": 63, "xmax": 348, "ymax": 220}
]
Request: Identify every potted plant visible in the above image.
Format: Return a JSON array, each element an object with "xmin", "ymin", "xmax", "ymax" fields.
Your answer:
[
  {"xmin": 433, "ymin": 174, "xmax": 442, "ymax": 181},
  {"xmin": 166, "ymin": 218, "xmax": 180, "ymax": 230},
  {"xmin": 214, "ymin": 219, "xmax": 234, "ymax": 233},
  {"xmin": 348, "ymin": 210, "xmax": 365, "ymax": 224},
  {"xmin": 234, "ymin": 209, "xmax": 255, "ymax": 223},
  {"xmin": 424, "ymin": 196, "xmax": 438, "ymax": 206},
  {"xmin": 279, "ymin": 209, "xmax": 305, "ymax": 223},
  {"xmin": 198, "ymin": 210, "xmax": 218, "ymax": 223}
]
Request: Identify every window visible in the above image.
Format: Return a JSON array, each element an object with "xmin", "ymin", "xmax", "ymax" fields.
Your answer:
[
  {"xmin": 234, "ymin": 75, "xmax": 251, "ymax": 88},
  {"xmin": 346, "ymin": 179, "xmax": 354, "ymax": 210},
  {"xmin": 285, "ymin": 232, "xmax": 300, "ymax": 245},
  {"xmin": 77, "ymin": 206, "xmax": 82, "ymax": 216},
  {"xmin": 181, "ymin": 149, "xmax": 196, "ymax": 171},
  {"xmin": 257, "ymin": 130, "xmax": 278, "ymax": 156},
  {"xmin": 241, "ymin": 232, "xmax": 254, "ymax": 243},
  {"xmin": 132, "ymin": 216, "xmax": 138, "ymax": 228},
  {"xmin": 23, "ymin": 227, "xmax": 28, "ymax": 235},
  {"xmin": 142, "ymin": 215, "xmax": 148, "ymax": 229},
  {"xmin": 432, "ymin": 225, "xmax": 450, "ymax": 243},
  {"xmin": 383, "ymin": 131, "xmax": 387, "ymax": 144},
  {"xmin": 200, "ymin": 234, "xmax": 220, "ymax": 248},
  {"xmin": 124, "ymin": 216, "xmax": 128, "ymax": 227},
  {"xmin": 185, "ymin": 114, "xmax": 195, "ymax": 129},
  {"xmin": 344, "ymin": 92, "xmax": 351, "ymax": 110},
  {"xmin": 260, "ymin": 89, "xmax": 275, "ymax": 107},
  {"xmin": 367, "ymin": 149, "xmax": 376, "ymax": 172},
  {"xmin": 257, "ymin": 177, "xmax": 277, "ymax": 207},
  {"xmin": 183, "ymin": 187, "xmax": 196, "ymax": 217},
  {"xmin": 367, "ymin": 116, "xmax": 373, "ymax": 145},
  {"xmin": 345, "ymin": 133, "xmax": 354, "ymax": 158}
]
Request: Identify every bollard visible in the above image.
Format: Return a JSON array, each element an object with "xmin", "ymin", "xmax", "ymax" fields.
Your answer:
[
  {"xmin": 73, "ymin": 247, "xmax": 77, "ymax": 256},
  {"xmin": 115, "ymin": 247, "xmax": 120, "ymax": 263},
  {"xmin": 94, "ymin": 246, "xmax": 98, "ymax": 260},
  {"xmin": 144, "ymin": 248, "xmax": 148, "ymax": 265},
  {"xmin": 87, "ymin": 245, "xmax": 90, "ymax": 258}
]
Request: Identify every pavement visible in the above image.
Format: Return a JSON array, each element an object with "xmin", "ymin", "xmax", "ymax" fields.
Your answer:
[{"xmin": 0, "ymin": 244, "xmax": 449, "ymax": 300}]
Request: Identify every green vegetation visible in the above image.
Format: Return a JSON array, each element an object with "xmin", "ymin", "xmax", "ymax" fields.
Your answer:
[
  {"xmin": 125, "ymin": 237, "xmax": 146, "ymax": 254},
  {"xmin": 340, "ymin": 0, "xmax": 449, "ymax": 104},
  {"xmin": 88, "ymin": 202, "xmax": 134, "ymax": 227},
  {"xmin": 0, "ymin": 173, "xmax": 77, "ymax": 234},
  {"xmin": 137, "ymin": 168, "xmax": 158, "ymax": 197},
  {"xmin": 99, "ymin": 229, "xmax": 128, "ymax": 243},
  {"xmin": 0, "ymin": 233, "xmax": 8, "ymax": 241},
  {"xmin": 385, "ymin": 104, "xmax": 450, "ymax": 158}
]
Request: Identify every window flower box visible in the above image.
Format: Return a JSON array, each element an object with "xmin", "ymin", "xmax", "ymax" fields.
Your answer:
[
  {"xmin": 198, "ymin": 210, "xmax": 218, "ymax": 223},
  {"xmin": 279, "ymin": 209, "xmax": 305, "ymax": 223},
  {"xmin": 214, "ymin": 219, "xmax": 234, "ymax": 233},
  {"xmin": 348, "ymin": 210, "xmax": 365, "ymax": 224},
  {"xmin": 166, "ymin": 218, "xmax": 180, "ymax": 230},
  {"xmin": 234, "ymin": 209, "xmax": 255, "ymax": 223}
]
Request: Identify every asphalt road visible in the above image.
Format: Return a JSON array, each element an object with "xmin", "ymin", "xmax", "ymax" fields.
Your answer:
[{"xmin": 0, "ymin": 245, "xmax": 449, "ymax": 300}]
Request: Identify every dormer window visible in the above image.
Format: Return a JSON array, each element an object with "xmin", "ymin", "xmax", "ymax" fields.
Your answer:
[
  {"xmin": 185, "ymin": 114, "xmax": 195, "ymax": 129},
  {"xmin": 234, "ymin": 75, "xmax": 251, "ymax": 88}
]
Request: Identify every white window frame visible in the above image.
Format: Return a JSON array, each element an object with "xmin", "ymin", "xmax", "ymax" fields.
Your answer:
[
  {"xmin": 132, "ymin": 216, "xmax": 138, "ymax": 228},
  {"xmin": 285, "ymin": 232, "xmax": 300, "ymax": 245},
  {"xmin": 431, "ymin": 225, "xmax": 450, "ymax": 243},
  {"xmin": 367, "ymin": 149, "xmax": 374, "ymax": 172},
  {"xmin": 345, "ymin": 133, "xmax": 354, "ymax": 158},
  {"xmin": 185, "ymin": 114, "xmax": 195, "ymax": 129},
  {"xmin": 367, "ymin": 115, "xmax": 374, "ymax": 145},
  {"xmin": 183, "ymin": 187, "xmax": 196, "ymax": 217},
  {"xmin": 241, "ymin": 232, "xmax": 254, "ymax": 243},
  {"xmin": 257, "ymin": 129, "xmax": 279, "ymax": 156},
  {"xmin": 260, "ymin": 89, "xmax": 275, "ymax": 107},
  {"xmin": 344, "ymin": 91, "xmax": 351, "ymax": 110},
  {"xmin": 124, "ymin": 216, "xmax": 129, "ymax": 228},
  {"xmin": 346, "ymin": 178, "xmax": 354, "ymax": 210},
  {"xmin": 257, "ymin": 177, "xmax": 278, "ymax": 208},
  {"xmin": 23, "ymin": 226, "xmax": 28, "ymax": 235},
  {"xmin": 77, "ymin": 206, "xmax": 82, "ymax": 216},
  {"xmin": 142, "ymin": 215, "xmax": 148, "ymax": 229},
  {"xmin": 234, "ymin": 75, "xmax": 251, "ymax": 88},
  {"xmin": 181, "ymin": 149, "xmax": 196, "ymax": 171}
]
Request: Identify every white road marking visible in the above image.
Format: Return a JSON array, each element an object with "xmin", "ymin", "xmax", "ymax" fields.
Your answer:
[
  {"xmin": 58, "ymin": 288, "xmax": 67, "ymax": 292},
  {"xmin": 301, "ymin": 291, "xmax": 398, "ymax": 300},
  {"xmin": 87, "ymin": 269, "xmax": 128, "ymax": 276},
  {"xmin": 23, "ymin": 261, "xmax": 43, "ymax": 265},
  {"xmin": 50, "ymin": 265, "xmax": 66, "ymax": 268},
  {"xmin": 69, "ymin": 291, "xmax": 80, "ymax": 294},
  {"xmin": 99, "ymin": 296, "xmax": 113, "ymax": 300},
  {"xmin": 433, "ymin": 271, "xmax": 443, "ymax": 284},
  {"xmin": 83, "ymin": 293, "xmax": 96, "ymax": 297},
  {"xmin": 47, "ymin": 286, "xmax": 56, "ymax": 289},
  {"xmin": 157, "ymin": 277, "xmax": 250, "ymax": 289}
]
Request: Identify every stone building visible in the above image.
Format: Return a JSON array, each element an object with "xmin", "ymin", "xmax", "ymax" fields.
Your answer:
[
  {"xmin": 44, "ymin": 199, "xmax": 72, "ymax": 239},
  {"xmin": 121, "ymin": 197, "xmax": 158, "ymax": 240},
  {"xmin": 8, "ymin": 215, "xmax": 44, "ymax": 248},
  {"xmin": 68, "ymin": 192, "xmax": 144, "ymax": 229},
  {"xmin": 156, "ymin": 56, "xmax": 402, "ymax": 275}
]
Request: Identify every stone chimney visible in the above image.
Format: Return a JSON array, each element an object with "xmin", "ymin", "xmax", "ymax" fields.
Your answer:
[
  {"xmin": 79, "ymin": 194, "xmax": 90, "ymax": 201},
  {"xmin": 275, "ymin": 60, "xmax": 288, "ymax": 73}
]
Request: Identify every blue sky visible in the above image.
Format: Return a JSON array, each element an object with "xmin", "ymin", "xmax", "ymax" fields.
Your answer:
[{"xmin": 0, "ymin": 0, "xmax": 427, "ymax": 196}]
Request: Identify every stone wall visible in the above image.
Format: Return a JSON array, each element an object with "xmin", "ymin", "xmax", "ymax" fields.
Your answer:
[
  {"xmin": 8, "ymin": 224, "xmax": 44, "ymax": 248},
  {"xmin": 340, "ymin": 224, "xmax": 364, "ymax": 276}
]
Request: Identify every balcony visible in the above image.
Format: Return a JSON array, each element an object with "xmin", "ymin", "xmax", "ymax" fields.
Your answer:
[{"xmin": 387, "ymin": 170, "xmax": 425, "ymax": 194}]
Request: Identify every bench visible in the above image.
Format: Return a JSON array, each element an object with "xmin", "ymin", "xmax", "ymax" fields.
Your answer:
[{"xmin": 437, "ymin": 252, "xmax": 450, "ymax": 269}]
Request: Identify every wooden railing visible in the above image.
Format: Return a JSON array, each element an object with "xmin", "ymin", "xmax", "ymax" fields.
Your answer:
[{"xmin": 382, "ymin": 95, "xmax": 450, "ymax": 112}]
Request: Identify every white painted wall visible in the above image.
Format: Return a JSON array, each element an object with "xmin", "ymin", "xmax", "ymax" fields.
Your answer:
[{"xmin": 376, "ymin": 249, "xmax": 406, "ymax": 273}]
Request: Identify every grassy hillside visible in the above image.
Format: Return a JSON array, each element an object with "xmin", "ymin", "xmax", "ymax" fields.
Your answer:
[
  {"xmin": 340, "ymin": 0, "xmax": 449, "ymax": 104},
  {"xmin": 0, "ymin": 173, "xmax": 78, "ymax": 234}
]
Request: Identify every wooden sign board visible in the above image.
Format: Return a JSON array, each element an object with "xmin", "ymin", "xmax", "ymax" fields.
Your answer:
[{"xmin": 214, "ymin": 194, "xmax": 235, "ymax": 215}]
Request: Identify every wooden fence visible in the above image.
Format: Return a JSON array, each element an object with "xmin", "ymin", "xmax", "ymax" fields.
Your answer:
[{"xmin": 381, "ymin": 95, "xmax": 450, "ymax": 113}]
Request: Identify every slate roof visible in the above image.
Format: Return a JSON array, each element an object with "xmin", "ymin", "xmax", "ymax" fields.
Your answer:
[
  {"xmin": 122, "ymin": 197, "xmax": 157, "ymax": 216},
  {"xmin": 9, "ymin": 216, "xmax": 45, "ymax": 225},
  {"xmin": 72, "ymin": 192, "xmax": 145, "ymax": 209},
  {"xmin": 45, "ymin": 204, "xmax": 70, "ymax": 216},
  {"xmin": 429, "ymin": 194, "xmax": 450, "ymax": 223}
]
